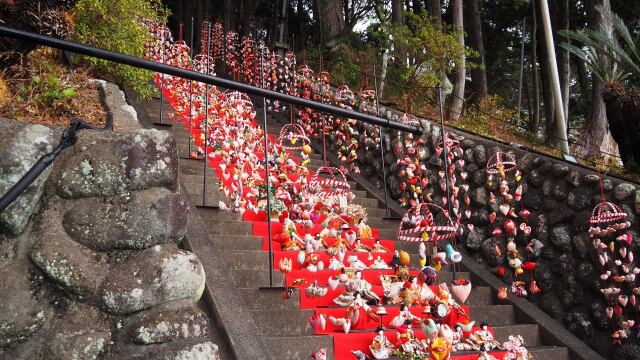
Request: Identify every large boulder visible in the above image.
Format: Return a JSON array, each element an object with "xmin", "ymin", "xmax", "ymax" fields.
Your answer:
[
  {"xmin": 122, "ymin": 300, "xmax": 209, "ymax": 345},
  {"xmin": 56, "ymin": 129, "xmax": 178, "ymax": 198},
  {"xmin": 100, "ymin": 245, "xmax": 205, "ymax": 315},
  {"xmin": 0, "ymin": 263, "xmax": 48, "ymax": 348},
  {"xmin": 0, "ymin": 122, "xmax": 55, "ymax": 235},
  {"xmin": 62, "ymin": 188, "xmax": 189, "ymax": 251},
  {"xmin": 48, "ymin": 304, "xmax": 111, "ymax": 360}
]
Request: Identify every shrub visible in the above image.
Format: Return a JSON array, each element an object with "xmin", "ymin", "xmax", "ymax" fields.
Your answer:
[{"xmin": 72, "ymin": 0, "xmax": 168, "ymax": 98}]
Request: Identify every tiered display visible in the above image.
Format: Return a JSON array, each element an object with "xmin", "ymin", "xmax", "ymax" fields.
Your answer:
[{"xmin": 144, "ymin": 20, "xmax": 538, "ymax": 360}]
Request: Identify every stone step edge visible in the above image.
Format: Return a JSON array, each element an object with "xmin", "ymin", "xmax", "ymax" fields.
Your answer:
[{"xmin": 175, "ymin": 174, "xmax": 275, "ymax": 359}]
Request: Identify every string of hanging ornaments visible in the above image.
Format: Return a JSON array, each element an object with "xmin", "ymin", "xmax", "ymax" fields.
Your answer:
[
  {"xmin": 589, "ymin": 194, "xmax": 637, "ymax": 345},
  {"xmin": 199, "ymin": 20, "xmax": 211, "ymax": 56},
  {"xmin": 484, "ymin": 150, "xmax": 538, "ymax": 300},
  {"xmin": 333, "ymin": 85, "xmax": 361, "ymax": 175},
  {"xmin": 212, "ymin": 22, "xmax": 224, "ymax": 61},
  {"xmin": 225, "ymin": 30, "xmax": 240, "ymax": 76},
  {"xmin": 240, "ymin": 36, "xmax": 258, "ymax": 86},
  {"xmin": 396, "ymin": 114, "xmax": 429, "ymax": 207},
  {"xmin": 357, "ymin": 88, "xmax": 380, "ymax": 151},
  {"xmin": 304, "ymin": 166, "xmax": 351, "ymax": 202},
  {"xmin": 295, "ymin": 65, "xmax": 322, "ymax": 139}
]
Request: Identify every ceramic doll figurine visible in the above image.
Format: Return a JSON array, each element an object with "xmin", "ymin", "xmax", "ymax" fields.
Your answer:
[
  {"xmin": 451, "ymin": 324, "xmax": 474, "ymax": 351},
  {"xmin": 352, "ymin": 239, "xmax": 372, "ymax": 253},
  {"xmin": 466, "ymin": 322, "xmax": 501, "ymax": 351},
  {"xmin": 370, "ymin": 326, "xmax": 394, "ymax": 359},
  {"xmin": 273, "ymin": 218, "xmax": 303, "ymax": 250},
  {"xmin": 371, "ymin": 256, "xmax": 391, "ymax": 270},
  {"xmin": 358, "ymin": 218, "xmax": 373, "ymax": 240},
  {"xmin": 390, "ymin": 304, "xmax": 421, "ymax": 328},
  {"xmin": 395, "ymin": 320, "xmax": 425, "ymax": 354},
  {"xmin": 399, "ymin": 276, "xmax": 422, "ymax": 306},
  {"xmin": 344, "ymin": 292, "xmax": 379, "ymax": 329},
  {"xmin": 372, "ymin": 239, "xmax": 390, "ymax": 253},
  {"xmin": 350, "ymin": 270, "xmax": 380, "ymax": 305}
]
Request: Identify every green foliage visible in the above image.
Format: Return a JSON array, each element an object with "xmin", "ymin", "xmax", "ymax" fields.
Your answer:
[
  {"xmin": 389, "ymin": 12, "xmax": 476, "ymax": 89},
  {"xmin": 30, "ymin": 75, "xmax": 77, "ymax": 109},
  {"xmin": 560, "ymin": 5, "xmax": 640, "ymax": 86},
  {"xmin": 458, "ymin": 95, "xmax": 521, "ymax": 138},
  {"xmin": 72, "ymin": 0, "xmax": 169, "ymax": 98}
]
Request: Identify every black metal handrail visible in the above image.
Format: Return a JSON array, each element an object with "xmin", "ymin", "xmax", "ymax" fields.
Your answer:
[
  {"xmin": 0, "ymin": 119, "xmax": 97, "ymax": 213},
  {"xmin": 0, "ymin": 26, "xmax": 422, "ymax": 135}
]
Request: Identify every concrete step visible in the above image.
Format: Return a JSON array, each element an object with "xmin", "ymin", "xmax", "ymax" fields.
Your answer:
[
  {"xmin": 197, "ymin": 207, "xmax": 243, "ymax": 222},
  {"xmin": 466, "ymin": 286, "xmax": 493, "ymax": 306},
  {"xmin": 204, "ymin": 221, "xmax": 253, "ymax": 236},
  {"xmin": 492, "ymin": 324, "xmax": 541, "ymax": 346},
  {"xmin": 230, "ymin": 269, "xmax": 286, "ymax": 288},
  {"xmin": 264, "ymin": 336, "xmax": 334, "ymax": 360},
  {"xmin": 182, "ymin": 181, "xmax": 223, "ymax": 199},
  {"xmin": 188, "ymin": 193, "xmax": 225, "ymax": 207},
  {"xmin": 467, "ymin": 305, "xmax": 516, "ymax": 326},
  {"xmin": 179, "ymin": 164, "xmax": 216, "ymax": 177},
  {"xmin": 352, "ymin": 197, "xmax": 380, "ymax": 208},
  {"xmin": 239, "ymin": 288, "xmax": 301, "ymax": 310},
  {"xmin": 251, "ymin": 309, "xmax": 316, "ymax": 336},
  {"xmin": 208, "ymin": 234, "xmax": 263, "ymax": 250},
  {"xmin": 528, "ymin": 346, "xmax": 569, "ymax": 360}
]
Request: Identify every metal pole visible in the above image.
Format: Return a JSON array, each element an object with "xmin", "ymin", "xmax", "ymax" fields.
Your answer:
[
  {"xmin": 188, "ymin": 17, "xmax": 195, "ymax": 158},
  {"xmin": 319, "ymin": 45, "xmax": 327, "ymax": 166},
  {"xmin": 158, "ymin": 30, "xmax": 165, "ymax": 125},
  {"xmin": 517, "ymin": 17, "xmax": 527, "ymax": 123},
  {"xmin": 373, "ymin": 64, "xmax": 390, "ymax": 218},
  {"xmin": 260, "ymin": 47, "xmax": 275, "ymax": 288},
  {"xmin": 202, "ymin": 22, "xmax": 212, "ymax": 206},
  {"xmin": 0, "ymin": 26, "xmax": 421, "ymax": 135},
  {"xmin": 539, "ymin": 0, "xmax": 569, "ymax": 154},
  {"xmin": 436, "ymin": 85, "xmax": 456, "ymax": 280}
]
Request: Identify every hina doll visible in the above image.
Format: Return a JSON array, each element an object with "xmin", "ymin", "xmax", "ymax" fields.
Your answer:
[
  {"xmin": 358, "ymin": 218, "xmax": 373, "ymax": 240},
  {"xmin": 395, "ymin": 321, "xmax": 425, "ymax": 354},
  {"xmin": 371, "ymin": 256, "xmax": 391, "ymax": 270},
  {"xmin": 399, "ymin": 276, "xmax": 422, "ymax": 306},
  {"xmin": 466, "ymin": 322, "xmax": 501, "ymax": 351},
  {"xmin": 275, "ymin": 218, "xmax": 305, "ymax": 250},
  {"xmin": 350, "ymin": 270, "xmax": 380, "ymax": 305},
  {"xmin": 344, "ymin": 292, "xmax": 379, "ymax": 329},
  {"xmin": 371, "ymin": 239, "xmax": 390, "ymax": 253},
  {"xmin": 321, "ymin": 227, "xmax": 351, "ymax": 255},
  {"xmin": 390, "ymin": 305, "xmax": 421, "ymax": 328},
  {"xmin": 369, "ymin": 327, "xmax": 394, "ymax": 359},
  {"xmin": 451, "ymin": 324, "xmax": 474, "ymax": 351},
  {"xmin": 327, "ymin": 256, "xmax": 344, "ymax": 270},
  {"xmin": 352, "ymin": 239, "xmax": 372, "ymax": 253}
]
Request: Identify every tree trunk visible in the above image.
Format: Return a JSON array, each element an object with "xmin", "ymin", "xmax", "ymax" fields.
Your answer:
[
  {"xmin": 323, "ymin": 0, "xmax": 345, "ymax": 45},
  {"xmin": 392, "ymin": 0, "xmax": 404, "ymax": 25},
  {"xmin": 449, "ymin": 0, "xmax": 465, "ymax": 121},
  {"xmin": 536, "ymin": 0, "xmax": 555, "ymax": 139},
  {"xmin": 529, "ymin": 0, "xmax": 541, "ymax": 134},
  {"xmin": 379, "ymin": 51, "xmax": 389, "ymax": 98},
  {"xmin": 297, "ymin": 0, "xmax": 305, "ymax": 51},
  {"xmin": 574, "ymin": 57, "xmax": 591, "ymax": 102},
  {"xmin": 557, "ymin": 0, "xmax": 570, "ymax": 124},
  {"xmin": 464, "ymin": 0, "xmax": 488, "ymax": 103},
  {"xmin": 577, "ymin": 0, "xmax": 620, "ymax": 162},
  {"xmin": 426, "ymin": 0, "xmax": 441, "ymax": 28}
]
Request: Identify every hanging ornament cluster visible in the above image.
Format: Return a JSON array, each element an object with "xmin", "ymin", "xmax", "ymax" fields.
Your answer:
[
  {"xmin": 294, "ymin": 65, "xmax": 321, "ymax": 138},
  {"xmin": 396, "ymin": 114, "xmax": 428, "ymax": 207},
  {"xmin": 211, "ymin": 22, "xmax": 224, "ymax": 61},
  {"xmin": 357, "ymin": 88, "xmax": 380, "ymax": 151},
  {"xmin": 589, "ymin": 200, "xmax": 637, "ymax": 344},
  {"xmin": 240, "ymin": 36, "xmax": 258, "ymax": 86},
  {"xmin": 225, "ymin": 30, "xmax": 240, "ymax": 76},
  {"xmin": 199, "ymin": 20, "xmax": 211, "ymax": 56},
  {"xmin": 484, "ymin": 151, "xmax": 538, "ymax": 298},
  {"xmin": 333, "ymin": 85, "xmax": 361, "ymax": 175}
]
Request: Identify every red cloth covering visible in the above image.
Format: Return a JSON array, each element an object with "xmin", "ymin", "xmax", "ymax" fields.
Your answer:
[{"xmin": 332, "ymin": 329, "xmax": 505, "ymax": 360}]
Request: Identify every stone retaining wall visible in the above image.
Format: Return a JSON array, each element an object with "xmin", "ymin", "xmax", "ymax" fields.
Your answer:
[
  {"xmin": 0, "ymin": 84, "xmax": 219, "ymax": 359},
  {"xmin": 351, "ymin": 101, "xmax": 640, "ymax": 357}
]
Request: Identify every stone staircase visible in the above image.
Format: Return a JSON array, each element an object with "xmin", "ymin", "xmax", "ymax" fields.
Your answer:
[{"xmin": 144, "ymin": 99, "xmax": 570, "ymax": 360}]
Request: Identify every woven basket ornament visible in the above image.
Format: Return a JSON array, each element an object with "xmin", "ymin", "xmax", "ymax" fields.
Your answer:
[
  {"xmin": 486, "ymin": 151, "xmax": 517, "ymax": 175},
  {"xmin": 397, "ymin": 202, "xmax": 458, "ymax": 242},
  {"xmin": 277, "ymin": 123, "xmax": 310, "ymax": 151},
  {"xmin": 306, "ymin": 166, "xmax": 351, "ymax": 199}
]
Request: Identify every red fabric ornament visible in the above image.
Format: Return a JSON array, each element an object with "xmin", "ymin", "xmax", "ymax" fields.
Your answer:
[
  {"xmin": 521, "ymin": 262, "xmax": 536, "ymax": 271},
  {"xmin": 497, "ymin": 267, "xmax": 506, "ymax": 277}
]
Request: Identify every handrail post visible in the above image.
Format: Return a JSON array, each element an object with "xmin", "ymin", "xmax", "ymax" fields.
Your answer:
[
  {"xmin": 437, "ymin": 85, "xmax": 456, "ymax": 281},
  {"xmin": 187, "ymin": 17, "xmax": 195, "ymax": 158},
  {"xmin": 373, "ymin": 64, "xmax": 390, "ymax": 218},
  {"xmin": 201, "ymin": 22, "xmax": 212, "ymax": 207},
  {"xmin": 260, "ymin": 46, "xmax": 275, "ymax": 288}
]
